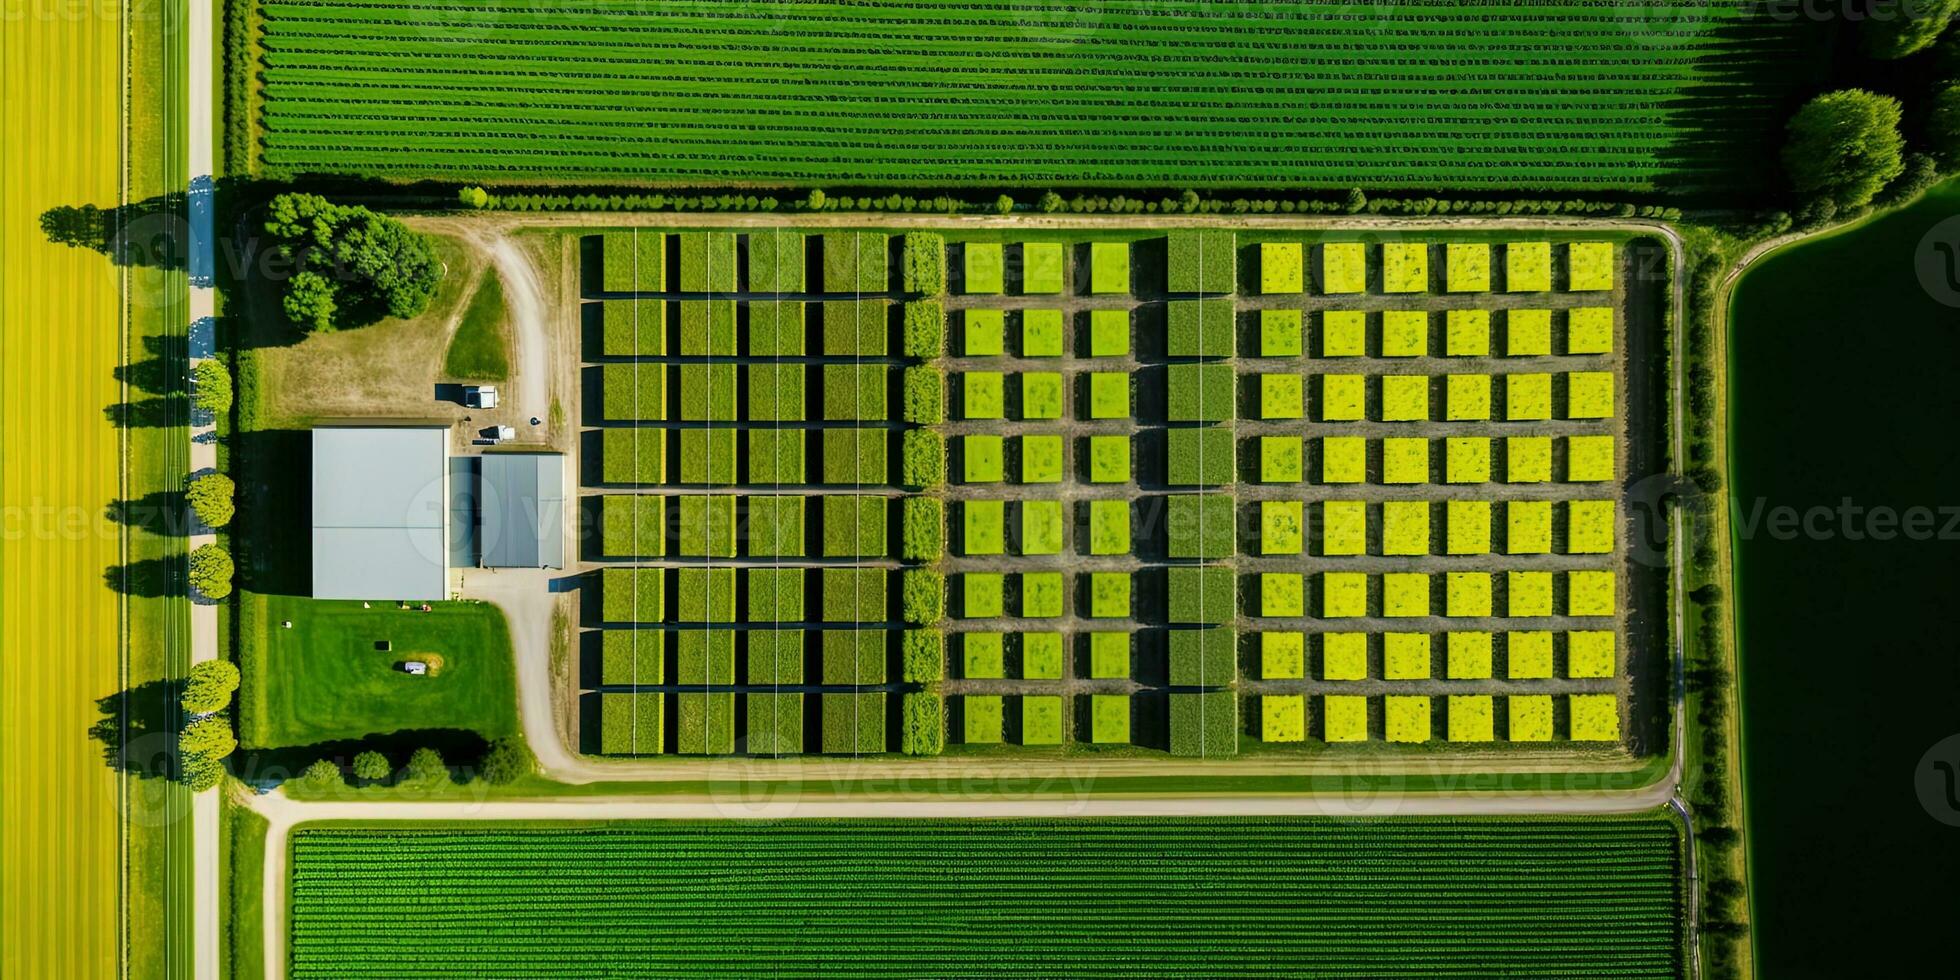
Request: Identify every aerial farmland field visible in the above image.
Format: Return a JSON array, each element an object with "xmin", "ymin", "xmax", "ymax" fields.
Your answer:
[{"xmin": 245, "ymin": 0, "xmax": 1818, "ymax": 190}]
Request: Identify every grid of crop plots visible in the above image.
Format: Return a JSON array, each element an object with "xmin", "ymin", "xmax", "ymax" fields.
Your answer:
[
  {"xmin": 939, "ymin": 232, "xmax": 1643, "ymax": 757},
  {"xmin": 579, "ymin": 226, "xmax": 1650, "ymax": 760}
]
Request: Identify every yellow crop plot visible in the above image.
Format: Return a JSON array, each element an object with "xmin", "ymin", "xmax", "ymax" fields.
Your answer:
[
  {"xmin": 1569, "ymin": 694, "xmax": 1622, "ymax": 741},
  {"xmin": 1321, "ymin": 310, "xmax": 1366, "ymax": 355},
  {"xmin": 1445, "ymin": 243, "xmax": 1490, "ymax": 291},
  {"xmin": 1381, "ymin": 374, "xmax": 1428, "ymax": 421},
  {"xmin": 2, "ymin": 5, "xmax": 141, "ymax": 975},
  {"xmin": 1448, "ymin": 695, "xmax": 1496, "ymax": 742},
  {"xmin": 1382, "ymin": 437, "xmax": 1428, "ymax": 484},
  {"xmin": 1383, "ymin": 633, "xmax": 1431, "ymax": 680},
  {"xmin": 1323, "ymin": 695, "xmax": 1368, "ymax": 742},
  {"xmin": 1505, "ymin": 436, "xmax": 1552, "ymax": 483},
  {"xmin": 1567, "ymin": 434, "xmax": 1617, "ymax": 482},
  {"xmin": 1382, "ymin": 500, "xmax": 1428, "ymax": 556},
  {"xmin": 1381, "ymin": 309, "xmax": 1427, "ymax": 356},
  {"xmin": 1260, "ymin": 695, "xmax": 1306, "ymax": 742},
  {"xmin": 1261, "ymin": 632, "xmax": 1305, "ymax": 679},
  {"xmin": 1567, "ymin": 631, "xmax": 1617, "ymax": 678},
  {"xmin": 1444, "ymin": 308, "xmax": 1490, "ymax": 355},
  {"xmin": 1383, "ymin": 572, "xmax": 1431, "ymax": 617},
  {"xmin": 1567, "ymin": 306, "xmax": 1614, "ymax": 353},
  {"xmin": 1446, "ymin": 632, "xmax": 1494, "ymax": 679},
  {"xmin": 1320, "ymin": 242, "xmax": 1366, "ymax": 293},
  {"xmin": 1385, "ymin": 696, "xmax": 1432, "ymax": 743},
  {"xmin": 1383, "ymin": 241, "xmax": 1428, "ymax": 292},
  {"xmin": 1507, "ymin": 632, "xmax": 1555, "ymax": 679},
  {"xmin": 1260, "ymin": 241, "xmax": 1303, "ymax": 293},
  {"xmin": 1322, "ymin": 633, "xmax": 1367, "ymax": 680},
  {"xmin": 1322, "ymin": 572, "xmax": 1368, "ymax": 618},
  {"xmin": 1320, "ymin": 436, "xmax": 1366, "ymax": 483},
  {"xmin": 1506, "ymin": 241, "xmax": 1552, "ymax": 292},
  {"xmin": 1320, "ymin": 374, "xmax": 1365, "ymax": 420},
  {"xmin": 1446, "ymin": 500, "xmax": 1491, "ymax": 555},
  {"xmin": 1506, "ymin": 308, "xmax": 1552, "ymax": 355},
  {"xmin": 1509, "ymin": 695, "xmax": 1555, "ymax": 742},
  {"xmin": 1445, "ymin": 437, "xmax": 1490, "ymax": 484},
  {"xmin": 1445, "ymin": 373, "xmax": 1490, "ymax": 421},
  {"xmin": 1567, "ymin": 241, "xmax": 1616, "ymax": 291},
  {"xmin": 1320, "ymin": 500, "xmax": 1366, "ymax": 556}
]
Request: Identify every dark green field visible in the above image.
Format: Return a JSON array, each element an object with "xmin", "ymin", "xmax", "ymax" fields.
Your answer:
[
  {"xmin": 1729, "ymin": 180, "xmax": 1960, "ymax": 976},
  {"xmin": 252, "ymin": 0, "xmax": 1817, "ymax": 190},
  {"xmin": 288, "ymin": 817, "xmax": 1682, "ymax": 978}
]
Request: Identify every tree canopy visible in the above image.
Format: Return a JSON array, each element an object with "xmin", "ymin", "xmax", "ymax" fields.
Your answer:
[
  {"xmin": 191, "ymin": 359, "xmax": 231, "ymax": 415},
  {"xmin": 187, "ymin": 473, "xmax": 235, "ymax": 529},
  {"xmin": 189, "ymin": 543, "xmax": 234, "ymax": 600},
  {"xmin": 181, "ymin": 660, "xmax": 241, "ymax": 715},
  {"xmin": 1864, "ymin": 0, "xmax": 1959, "ymax": 59},
  {"xmin": 1782, "ymin": 90, "xmax": 1907, "ymax": 211},
  {"xmin": 263, "ymin": 193, "xmax": 442, "ymax": 332}
]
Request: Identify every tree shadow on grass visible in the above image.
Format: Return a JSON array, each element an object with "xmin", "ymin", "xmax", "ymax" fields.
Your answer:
[
  {"xmin": 89, "ymin": 678, "xmax": 184, "ymax": 780},
  {"xmin": 115, "ymin": 333, "xmax": 189, "ymax": 397},
  {"xmin": 107, "ymin": 556, "xmax": 181, "ymax": 598},
  {"xmin": 105, "ymin": 393, "xmax": 189, "ymax": 428},
  {"xmin": 231, "ymin": 729, "xmax": 493, "ymax": 787},
  {"xmin": 107, "ymin": 488, "xmax": 191, "ymax": 537}
]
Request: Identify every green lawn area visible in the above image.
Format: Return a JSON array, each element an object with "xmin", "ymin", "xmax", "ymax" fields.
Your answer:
[
  {"xmin": 442, "ymin": 271, "xmax": 511, "ymax": 381},
  {"xmin": 241, "ymin": 596, "xmax": 518, "ymax": 748}
]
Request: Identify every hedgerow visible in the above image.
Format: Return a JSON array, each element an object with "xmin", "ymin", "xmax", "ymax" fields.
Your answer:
[
  {"xmin": 902, "ymin": 300, "xmax": 945, "ymax": 358},
  {"xmin": 899, "ymin": 429, "xmax": 945, "ymax": 489},
  {"xmin": 901, "ymin": 569, "xmax": 945, "ymax": 625},
  {"xmin": 900, "ymin": 692, "xmax": 945, "ymax": 756},
  {"xmin": 901, "ymin": 497, "xmax": 944, "ymax": 562},
  {"xmin": 903, "ymin": 232, "xmax": 947, "ymax": 295},
  {"xmin": 901, "ymin": 629, "xmax": 945, "ymax": 683}
]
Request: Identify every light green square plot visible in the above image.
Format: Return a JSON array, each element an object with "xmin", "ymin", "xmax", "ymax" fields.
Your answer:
[
  {"xmin": 962, "ymin": 500, "xmax": 1006, "ymax": 556},
  {"xmin": 1021, "ymin": 499, "xmax": 1064, "ymax": 556},
  {"xmin": 1261, "ymin": 632, "xmax": 1305, "ymax": 679},
  {"xmin": 1507, "ymin": 632, "xmax": 1554, "ymax": 680},
  {"xmin": 1445, "ymin": 437, "xmax": 1490, "ymax": 484},
  {"xmin": 1021, "ymin": 572, "xmax": 1065, "ymax": 619},
  {"xmin": 1384, "ymin": 633, "xmax": 1431, "ymax": 680},
  {"xmin": 1021, "ymin": 308, "xmax": 1064, "ymax": 357},
  {"xmin": 1384, "ymin": 241, "xmax": 1428, "ymax": 293},
  {"xmin": 1021, "ymin": 371, "xmax": 1064, "ymax": 420},
  {"xmin": 1320, "ymin": 436, "xmax": 1367, "ymax": 484},
  {"xmin": 1090, "ymin": 694, "xmax": 1130, "ymax": 743},
  {"xmin": 1507, "ymin": 571, "xmax": 1554, "ymax": 617},
  {"xmin": 1382, "ymin": 310, "xmax": 1428, "ymax": 357},
  {"xmin": 1506, "ymin": 241, "xmax": 1552, "ymax": 292},
  {"xmin": 1567, "ymin": 371, "xmax": 1615, "ymax": 419},
  {"xmin": 1261, "ymin": 500, "xmax": 1304, "ymax": 555},
  {"xmin": 963, "ymin": 371, "xmax": 1005, "ymax": 420},
  {"xmin": 1321, "ymin": 242, "xmax": 1366, "ymax": 294},
  {"xmin": 1381, "ymin": 374, "xmax": 1429, "ymax": 422},
  {"xmin": 1506, "ymin": 373, "xmax": 1552, "ymax": 421},
  {"xmin": 1022, "ymin": 242, "xmax": 1064, "ymax": 294},
  {"xmin": 1022, "ymin": 633, "xmax": 1065, "ymax": 680},
  {"xmin": 964, "ymin": 632, "xmax": 1005, "ymax": 679},
  {"xmin": 1089, "ymin": 309, "xmax": 1130, "ymax": 356},
  {"xmin": 1447, "ymin": 632, "xmax": 1494, "ymax": 679},
  {"xmin": 1382, "ymin": 500, "xmax": 1429, "ymax": 556},
  {"xmin": 1088, "ymin": 573, "xmax": 1131, "ymax": 619},
  {"xmin": 1320, "ymin": 310, "xmax": 1366, "ymax": 356},
  {"xmin": 1568, "ymin": 242, "xmax": 1615, "ymax": 291},
  {"xmin": 1445, "ymin": 309, "xmax": 1490, "ymax": 356},
  {"xmin": 1320, "ymin": 500, "xmax": 1366, "ymax": 556},
  {"xmin": 1446, "ymin": 500, "xmax": 1491, "ymax": 555},
  {"xmin": 1567, "ymin": 307, "xmax": 1614, "ymax": 354},
  {"xmin": 1323, "ymin": 633, "xmax": 1368, "ymax": 681},
  {"xmin": 1446, "ymin": 572, "xmax": 1492, "ymax": 617},
  {"xmin": 1382, "ymin": 437, "xmax": 1429, "ymax": 484},
  {"xmin": 963, "ymin": 695, "xmax": 1004, "ymax": 744},
  {"xmin": 1261, "ymin": 573, "xmax": 1305, "ymax": 617},
  {"xmin": 1087, "ymin": 435, "xmax": 1130, "ymax": 484},
  {"xmin": 1088, "ymin": 499, "xmax": 1130, "ymax": 555},
  {"xmin": 964, "ymin": 242, "xmax": 1004, "ymax": 294},
  {"xmin": 1020, "ymin": 434, "xmax": 1064, "ymax": 484},
  {"xmin": 1567, "ymin": 631, "xmax": 1616, "ymax": 678},
  {"xmin": 1089, "ymin": 632, "xmax": 1130, "ymax": 679},
  {"xmin": 1568, "ymin": 570, "xmax": 1616, "ymax": 617},
  {"xmin": 1087, "ymin": 372, "xmax": 1129, "ymax": 419},
  {"xmin": 1567, "ymin": 500, "xmax": 1616, "ymax": 555},
  {"xmin": 962, "ymin": 572, "xmax": 1005, "ymax": 618},
  {"xmin": 1261, "ymin": 373, "xmax": 1303, "ymax": 420},
  {"xmin": 1261, "ymin": 241, "xmax": 1304, "ymax": 294},
  {"xmin": 1567, "ymin": 435, "xmax": 1616, "ymax": 482},
  {"xmin": 1505, "ymin": 436, "xmax": 1553, "ymax": 484},
  {"xmin": 962, "ymin": 434, "xmax": 1004, "ymax": 484},
  {"xmin": 1320, "ymin": 374, "xmax": 1365, "ymax": 421},
  {"xmin": 1383, "ymin": 572, "xmax": 1430, "ymax": 618},
  {"xmin": 1446, "ymin": 243, "xmax": 1490, "ymax": 292},
  {"xmin": 1090, "ymin": 242, "xmax": 1130, "ymax": 295},
  {"xmin": 1321, "ymin": 572, "xmax": 1368, "ymax": 618},
  {"xmin": 1506, "ymin": 309, "xmax": 1552, "ymax": 356},
  {"xmin": 1021, "ymin": 695, "xmax": 1064, "ymax": 744},
  {"xmin": 1260, "ymin": 308, "xmax": 1303, "ymax": 356},
  {"xmin": 1506, "ymin": 500, "xmax": 1553, "ymax": 555},
  {"xmin": 1261, "ymin": 436, "xmax": 1303, "ymax": 484},
  {"xmin": 1445, "ymin": 373, "xmax": 1491, "ymax": 421},
  {"xmin": 963, "ymin": 308, "xmax": 1005, "ymax": 355}
]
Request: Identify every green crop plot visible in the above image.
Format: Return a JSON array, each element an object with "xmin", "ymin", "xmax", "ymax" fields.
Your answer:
[
  {"xmin": 1087, "ymin": 372, "xmax": 1129, "ymax": 419},
  {"xmin": 600, "ymin": 495, "xmax": 665, "ymax": 558},
  {"xmin": 962, "ymin": 435, "xmax": 1004, "ymax": 484},
  {"xmin": 821, "ymin": 495, "xmax": 887, "ymax": 558},
  {"xmin": 748, "ymin": 300, "xmax": 806, "ymax": 355},
  {"xmin": 1089, "ymin": 309, "xmax": 1130, "ymax": 356},
  {"xmin": 599, "ymin": 693, "xmax": 663, "ymax": 755},
  {"xmin": 1260, "ymin": 309, "xmax": 1303, "ymax": 356},
  {"xmin": 748, "ymin": 429, "xmax": 806, "ymax": 484},
  {"xmin": 963, "ymin": 572, "xmax": 1005, "ymax": 619},
  {"xmin": 1167, "ymin": 300, "xmax": 1235, "ymax": 357},
  {"xmin": 1021, "ymin": 696, "xmax": 1064, "ymax": 744},
  {"xmin": 821, "ymin": 568, "xmax": 887, "ymax": 623},
  {"xmin": 603, "ymin": 364, "xmax": 666, "ymax": 421},
  {"xmin": 1020, "ymin": 500, "xmax": 1064, "ymax": 556},
  {"xmin": 1321, "ymin": 243, "xmax": 1365, "ymax": 294},
  {"xmin": 964, "ymin": 308, "xmax": 1005, "ymax": 355},
  {"xmin": 1021, "ymin": 372, "xmax": 1064, "ymax": 420},
  {"xmin": 1088, "ymin": 573, "xmax": 1131, "ymax": 619},
  {"xmin": 602, "ymin": 429, "xmax": 665, "ymax": 485},
  {"xmin": 748, "ymin": 630, "xmax": 804, "ymax": 684},
  {"xmin": 675, "ymin": 628, "xmax": 736, "ymax": 685},
  {"xmin": 1087, "ymin": 435, "xmax": 1130, "ymax": 484},
  {"xmin": 1089, "ymin": 632, "xmax": 1130, "ymax": 679},
  {"xmin": 1023, "ymin": 243, "xmax": 1064, "ymax": 294},
  {"xmin": 1384, "ymin": 242, "xmax": 1428, "ymax": 293},
  {"xmin": 601, "ymin": 299, "xmax": 664, "ymax": 356},
  {"xmin": 822, "ymin": 364, "xmax": 888, "ymax": 421},
  {"xmin": 821, "ymin": 692, "xmax": 886, "ymax": 754},
  {"xmin": 1020, "ymin": 434, "xmax": 1064, "ymax": 484},
  {"xmin": 1021, "ymin": 572, "xmax": 1065, "ymax": 619},
  {"xmin": 676, "ymin": 568, "xmax": 736, "ymax": 622},
  {"xmin": 1169, "ymin": 692, "xmax": 1238, "ymax": 757},
  {"xmin": 1263, "ymin": 500, "xmax": 1305, "ymax": 555},
  {"xmin": 821, "ymin": 429, "xmax": 887, "ymax": 485},
  {"xmin": 602, "ymin": 568, "xmax": 664, "ymax": 625},
  {"xmin": 746, "ymin": 364, "xmax": 807, "ymax": 421},
  {"xmin": 964, "ymin": 242, "xmax": 1004, "ymax": 294},
  {"xmin": 822, "ymin": 300, "xmax": 889, "ymax": 356},
  {"xmin": 1322, "ymin": 310, "xmax": 1366, "ymax": 357},
  {"xmin": 1320, "ymin": 374, "xmax": 1364, "ymax": 421},
  {"xmin": 1090, "ymin": 695, "xmax": 1130, "ymax": 744},
  {"xmin": 680, "ymin": 299, "xmax": 737, "ymax": 356},
  {"xmin": 1022, "ymin": 633, "xmax": 1064, "ymax": 680},
  {"xmin": 748, "ymin": 230, "xmax": 805, "ymax": 293},
  {"xmin": 1090, "ymin": 242, "xmax": 1131, "ymax": 295},
  {"xmin": 1261, "ymin": 373, "xmax": 1303, "ymax": 420},
  {"xmin": 679, "ymin": 429, "xmax": 735, "ymax": 485},
  {"xmin": 963, "ymin": 500, "xmax": 1006, "ymax": 556},
  {"xmin": 1168, "ymin": 364, "xmax": 1235, "ymax": 421},
  {"xmin": 1261, "ymin": 436, "xmax": 1303, "ymax": 483},
  {"xmin": 1382, "ymin": 310, "xmax": 1427, "ymax": 357},
  {"xmin": 963, "ymin": 633, "xmax": 1005, "ymax": 679},
  {"xmin": 963, "ymin": 371, "xmax": 1005, "ymax": 419},
  {"xmin": 824, "ymin": 232, "xmax": 889, "ymax": 293},
  {"xmin": 746, "ymin": 497, "xmax": 806, "ymax": 558},
  {"xmin": 1168, "ymin": 567, "xmax": 1234, "ymax": 625},
  {"xmin": 747, "ymin": 568, "xmax": 806, "ymax": 623},
  {"xmin": 1087, "ymin": 500, "xmax": 1131, "ymax": 555},
  {"xmin": 1507, "ymin": 242, "xmax": 1551, "ymax": 292},
  {"xmin": 964, "ymin": 695, "xmax": 1005, "ymax": 744},
  {"xmin": 1261, "ymin": 242, "xmax": 1303, "ymax": 294},
  {"xmin": 1168, "ymin": 494, "xmax": 1235, "ymax": 559},
  {"xmin": 1166, "ymin": 428, "xmax": 1234, "ymax": 486},
  {"xmin": 1166, "ymin": 231, "xmax": 1233, "ymax": 293},
  {"xmin": 1021, "ymin": 309, "xmax": 1064, "ymax": 357},
  {"xmin": 678, "ymin": 231, "xmax": 738, "ymax": 292},
  {"xmin": 1507, "ymin": 309, "xmax": 1552, "ymax": 356},
  {"xmin": 602, "ymin": 231, "xmax": 664, "ymax": 293},
  {"xmin": 1445, "ymin": 309, "xmax": 1491, "ymax": 356}
]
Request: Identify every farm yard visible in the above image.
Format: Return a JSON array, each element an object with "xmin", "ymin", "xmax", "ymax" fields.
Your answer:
[
  {"xmin": 287, "ymin": 817, "xmax": 1685, "ymax": 978},
  {"xmin": 576, "ymin": 224, "xmax": 1664, "ymax": 761},
  {"xmin": 248, "ymin": 0, "xmax": 1816, "ymax": 190}
]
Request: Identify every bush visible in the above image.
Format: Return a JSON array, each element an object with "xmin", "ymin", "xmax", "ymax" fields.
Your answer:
[
  {"xmin": 479, "ymin": 737, "xmax": 531, "ymax": 785},
  {"xmin": 1863, "ymin": 0, "xmax": 1958, "ymax": 58},
  {"xmin": 900, "ymin": 429, "xmax": 945, "ymax": 489},
  {"xmin": 192, "ymin": 359, "xmax": 232, "ymax": 415},
  {"xmin": 900, "ymin": 498, "xmax": 944, "ymax": 562},
  {"xmin": 1783, "ymin": 90, "xmax": 1906, "ymax": 211},
  {"xmin": 902, "ymin": 300, "xmax": 945, "ymax": 358},
  {"xmin": 902, "ymin": 233, "xmax": 946, "ymax": 295},
  {"xmin": 262, "ymin": 193, "xmax": 441, "ymax": 331},
  {"xmin": 900, "ymin": 692, "xmax": 945, "ymax": 755},
  {"xmin": 181, "ymin": 752, "xmax": 225, "ymax": 791},
  {"xmin": 297, "ymin": 758, "xmax": 344, "ymax": 789},
  {"xmin": 901, "ymin": 569, "xmax": 944, "ymax": 624},
  {"xmin": 187, "ymin": 473, "xmax": 235, "ymax": 528},
  {"xmin": 188, "ymin": 543, "xmax": 233, "ymax": 599},
  {"xmin": 901, "ymin": 629, "xmax": 945, "ymax": 683},
  {"xmin": 180, "ymin": 715, "xmax": 236, "ymax": 758},
  {"xmin": 901, "ymin": 365, "xmax": 944, "ymax": 426},
  {"xmin": 351, "ymin": 750, "xmax": 392, "ymax": 784},
  {"xmin": 404, "ymin": 747, "xmax": 447, "ymax": 783},
  {"xmin": 180, "ymin": 660, "xmax": 241, "ymax": 715}
]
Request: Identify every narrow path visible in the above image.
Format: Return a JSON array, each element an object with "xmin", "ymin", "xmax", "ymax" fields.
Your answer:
[
  {"xmin": 422, "ymin": 224, "xmax": 553, "ymax": 431},
  {"xmin": 185, "ymin": 0, "xmax": 220, "ymax": 976}
]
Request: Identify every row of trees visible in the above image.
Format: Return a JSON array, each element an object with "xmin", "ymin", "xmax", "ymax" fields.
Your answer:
[
  {"xmin": 290, "ymin": 737, "xmax": 530, "ymax": 790},
  {"xmin": 179, "ymin": 660, "xmax": 241, "ymax": 791}
]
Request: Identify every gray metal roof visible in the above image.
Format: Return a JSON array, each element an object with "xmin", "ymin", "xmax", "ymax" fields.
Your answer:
[
  {"xmin": 478, "ymin": 453, "xmax": 564, "ymax": 569},
  {"xmin": 311, "ymin": 427, "xmax": 449, "ymax": 600}
]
